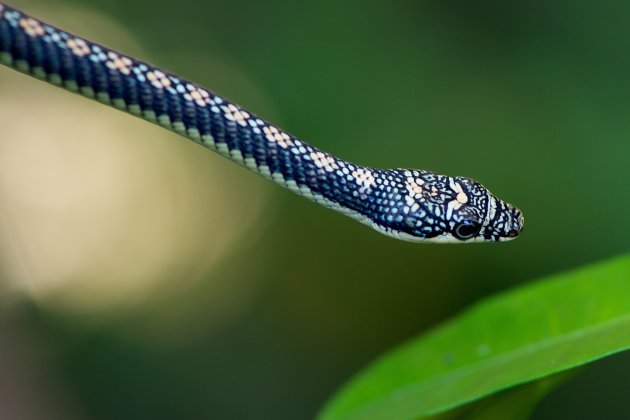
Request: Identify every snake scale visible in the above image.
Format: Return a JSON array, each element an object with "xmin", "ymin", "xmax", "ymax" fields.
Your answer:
[{"xmin": 0, "ymin": 2, "xmax": 523, "ymax": 243}]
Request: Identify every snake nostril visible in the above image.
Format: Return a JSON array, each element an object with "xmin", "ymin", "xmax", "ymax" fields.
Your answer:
[{"xmin": 507, "ymin": 229, "xmax": 519, "ymax": 238}]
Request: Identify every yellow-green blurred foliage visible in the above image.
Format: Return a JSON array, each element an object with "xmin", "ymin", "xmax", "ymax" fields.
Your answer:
[{"xmin": 1, "ymin": 0, "xmax": 630, "ymax": 419}]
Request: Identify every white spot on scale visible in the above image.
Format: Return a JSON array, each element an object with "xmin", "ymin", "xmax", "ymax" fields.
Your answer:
[
  {"xmin": 313, "ymin": 194, "xmax": 331, "ymax": 206},
  {"xmin": 452, "ymin": 182, "xmax": 469, "ymax": 204},
  {"xmin": 286, "ymin": 179, "xmax": 300, "ymax": 193},
  {"xmin": 257, "ymin": 165, "xmax": 272, "ymax": 179},
  {"xmin": 449, "ymin": 178, "xmax": 458, "ymax": 192},
  {"xmin": 215, "ymin": 142, "xmax": 230, "ymax": 157},
  {"xmin": 244, "ymin": 157, "xmax": 258, "ymax": 171},
  {"xmin": 310, "ymin": 151, "xmax": 338, "ymax": 172},
  {"xmin": 487, "ymin": 195, "xmax": 497, "ymax": 222},
  {"xmin": 229, "ymin": 148, "xmax": 244, "ymax": 164},
  {"xmin": 351, "ymin": 168, "xmax": 375, "ymax": 190},
  {"xmin": 201, "ymin": 135, "xmax": 215, "ymax": 149},
  {"xmin": 271, "ymin": 172, "xmax": 285, "ymax": 185}
]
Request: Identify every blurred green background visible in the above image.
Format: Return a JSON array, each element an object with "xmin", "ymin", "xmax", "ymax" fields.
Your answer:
[{"xmin": 1, "ymin": 0, "xmax": 630, "ymax": 418}]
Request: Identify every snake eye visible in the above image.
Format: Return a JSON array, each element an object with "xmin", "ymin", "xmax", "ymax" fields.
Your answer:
[{"xmin": 453, "ymin": 221, "xmax": 481, "ymax": 240}]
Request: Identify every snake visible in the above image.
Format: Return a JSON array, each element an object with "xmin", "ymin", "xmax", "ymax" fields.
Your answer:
[{"xmin": 0, "ymin": 2, "xmax": 523, "ymax": 243}]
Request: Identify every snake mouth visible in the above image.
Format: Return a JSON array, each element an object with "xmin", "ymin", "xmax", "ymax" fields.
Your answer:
[
  {"xmin": 499, "ymin": 207, "xmax": 524, "ymax": 241},
  {"xmin": 499, "ymin": 232, "xmax": 519, "ymax": 242}
]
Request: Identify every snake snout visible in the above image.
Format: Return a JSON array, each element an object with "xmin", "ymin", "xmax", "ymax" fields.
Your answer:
[{"xmin": 505, "ymin": 206, "xmax": 524, "ymax": 239}]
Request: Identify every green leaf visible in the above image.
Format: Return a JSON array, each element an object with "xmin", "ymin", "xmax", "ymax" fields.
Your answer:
[
  {"xmin": 426, "ymin": 371, "xmax": 574, "ymax": 420},
  {"xmin": 319, "ymin": 255, "xmax": 630, "ymax": 420}
]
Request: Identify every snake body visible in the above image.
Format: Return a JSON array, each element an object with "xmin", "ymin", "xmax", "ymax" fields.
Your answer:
[{"xmin": 0, "ymin": 3, "xmax": 523, "ymax": 243}]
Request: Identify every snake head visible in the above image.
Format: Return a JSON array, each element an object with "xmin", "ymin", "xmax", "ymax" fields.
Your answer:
[{"xmin": 372, "ymin": 170, "xmax": 524, "ymax": 243}]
